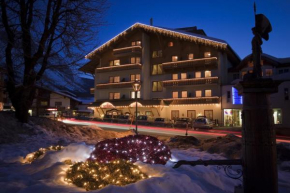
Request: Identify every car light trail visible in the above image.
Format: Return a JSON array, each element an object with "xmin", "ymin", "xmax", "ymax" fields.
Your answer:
[{"xmin": 62, "ymin": 119, "xmax": 290, "ymax": 143}]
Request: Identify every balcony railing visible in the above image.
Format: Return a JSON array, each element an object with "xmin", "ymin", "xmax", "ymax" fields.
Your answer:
[
  {"xmin": 96, "ymin": 63, "xmax": 142, "ymax": 73},
  {"xmin": 113, "ymin": 46, "xmax": 142, "ymax": 56},
  {"xmin": 164, "ymin": 97, "xmax": 220, "ymax": 105},
  {"xmin": 96, "ymin": 81, "xmax": 136, "ymax": 89},
  {"xmin": 162, "ymin": 57, "xmax": 217, "ymax": 72},
  {"xmin": 163, "ymin": 77, "xmax": 219, "ymax": 87}
]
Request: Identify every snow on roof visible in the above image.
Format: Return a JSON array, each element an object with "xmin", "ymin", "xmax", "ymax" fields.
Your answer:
[{"xmin": 85, "ymin": 22, "xmax": 228, "ymax": 59}]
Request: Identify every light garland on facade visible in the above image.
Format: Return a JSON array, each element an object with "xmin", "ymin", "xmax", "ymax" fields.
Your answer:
[
  {"xmin": 162, "ymin": 57, "xmax": 217, "ymax": 65},
  {"xmin": 162, "ymin": 76, "xmax": 218, "ymax": 83},
  {"xmin": 88, "ymin": 135, "xmax": 171, "ymax": 165},
  {"xmin": 24, "ymin": 145, "xmax": 64, "ymax": 163},
  {"xmin": 85, "ymin": 23, "xmax": 227, "ymax": 59},
  {"xmin": 65, "ymin": 159, "xmax": 148, "ymax": 191},
  {"xmin": 163, "ymin": 96, "xmax": 220, "ymax": 100},
  {"xmin": 96, "ymin": 63, "xmax": 142, "ymax": 70}
]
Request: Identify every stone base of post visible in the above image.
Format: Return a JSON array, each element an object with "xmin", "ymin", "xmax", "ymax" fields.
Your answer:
[{"xmin": 235, "ymin": 78, "xmax": 280, "ymax": 193}]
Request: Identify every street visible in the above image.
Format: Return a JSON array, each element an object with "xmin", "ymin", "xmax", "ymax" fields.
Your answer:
[{"xmin": 62, "ymin": 119, "xmax": 290, "ymax": 143}]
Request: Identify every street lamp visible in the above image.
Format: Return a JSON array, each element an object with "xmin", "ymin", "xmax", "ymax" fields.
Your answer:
[{"xmin": 132, "ymin": 79, "xmax": 141, "ymax": 135}]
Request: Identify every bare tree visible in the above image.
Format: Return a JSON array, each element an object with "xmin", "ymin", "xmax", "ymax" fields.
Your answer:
[{"xmin": 0, "ymin": 0, "xmax": 107, "ymax": 122}]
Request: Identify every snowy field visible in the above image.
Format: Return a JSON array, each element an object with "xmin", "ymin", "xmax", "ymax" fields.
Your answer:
[{"xmin": 0, "ymin": 122, "xmax": 290, "ymax": 193}]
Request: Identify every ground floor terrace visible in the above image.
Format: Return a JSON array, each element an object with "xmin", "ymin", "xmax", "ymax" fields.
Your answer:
[{"xmin": 88, "ymin": 98, "xmax": 222, "ymax": 125}]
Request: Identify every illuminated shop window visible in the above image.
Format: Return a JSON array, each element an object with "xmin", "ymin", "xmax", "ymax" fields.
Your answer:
[
  {"xmin": 273, "ymin": 108, "xmax": 282, "ymax": 124},
  {"xmin": 224, "ymin": 109, "xmax": 242, "ymax": 127},
  {"xmin": 232, "ymin": 87, "xmax": 243, "ymax": 104}
]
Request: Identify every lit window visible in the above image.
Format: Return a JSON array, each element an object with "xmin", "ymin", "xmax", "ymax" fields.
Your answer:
[
  {"xmin": 41, "ymin": 101, "xmax": 48, "ymax": 106},
  {"xmin": 114, "ymin": 76, "xmax": 120, "ymax": 83},
  {"xmin": 110, "ymin": 93, "xmax": 120, "ymax": 99},
  {"xmin": 168, "ymin": 42, "xmax": 174, "ymax": 47},
  {"xmin": 241, "ymin": 71, "xmax": 247, "ymax": 78},
  {"xmin": 113, "ymin": 60, "xmax": 120, "ymax": 66},
  {"xmin": 196, "ymin": 90, "xmax": 202, "ymax": 97},
  {"xmin": 188, "ymin": 53, "xmax": 194, "ymax": 60},
  {"xmin": 182, "ymin": 91, "xmax": 187, "ymax": 98},
  {"xmin": 131, "ymin": 57, "xmax": 141, "ymax": 64},
  {"xmin": 181, "ymin": 73, "xmax": 187, "ymax": 79},
  {"xmin": 109, "ymin": 61, "xmax": 114, "ymax": 66},
  {"xmin": 172, "ymin": 91, "xmax": 178, "ymax": 98},
  {"xmin": 132, "ymin": 41, "xmax": 141, "ymax": 46},
  {"xmin": 109, "ymin": 77, "xmax": 114, "ymax": 83},
  {"xmin": 195, "ymin": 71, "xmax": 201, "ymax": 78},
  {"xmin": 172, "ymin": 56, "xmax": 178, "ymax": 62},
  {"xmin": 114, "ymin": 93, "xmax": 120, "ymax": 99},
  {"xmin": 265, "ymin": 69, "xmax": 273, "ymax": 77},
  {"xmin": 172, "ymin": 74, "xmax": 178, "ymax": 80},
  {"xmin": 152, "ymin": 81, "xmax": 163, "ymax": 92},
  {"xmin": 131, "ymin": 74, "xmax": 140, "ymax": 81},
  {"xmin": 204, "ymin": 52, "xmax": 211, "ymax": 58},
  {"xmin": 273, "ymin": 108, "xmax": 282, "ymax": 124},
  {"xmin": 205, "ymin": 71, "xmax": 211, "ymax": 77},
  {"xmin": 205, "ymin": 90, "xmax": 212, "ymax": 97},
  {"xmin": 248, "ymin": 61, "xmax": 254, "ymax": 67},
  {"xmin": 152, "ymin": 50, "xmax": 162, "ymax": 58},
  {"xmin": 152, "ymin": 64, "xmax": 163, "ymax": 75},
  {"xmin": 131, "ymin": 91, "xmax": 141, "ymax": 99}
]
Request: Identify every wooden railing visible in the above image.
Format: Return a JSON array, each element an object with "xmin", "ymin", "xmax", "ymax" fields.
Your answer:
[
  {"xmin": 96, "ymin": 81, "xmax": 135, "ymax": 89},
  {"xmin": 163, "ymin": 77, "xmax": 218, "ymax": 87},
  {"xmin": 96, "ymin": 64, "xmax": 142, "ymax": 73},
  {"xmin": 113, "ymin": 46, "xmax": 142, "ymax": 56}
]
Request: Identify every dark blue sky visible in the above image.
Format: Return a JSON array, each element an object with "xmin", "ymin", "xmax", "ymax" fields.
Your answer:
[{"xmin": 94, "ymin": 0, "xmax": 290, "ymax": 59}]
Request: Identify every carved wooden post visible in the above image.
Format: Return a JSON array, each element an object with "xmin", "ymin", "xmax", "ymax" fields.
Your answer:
[{"xmin": 235, "ymin": 79, "xmax": 279, "ymax": 193}]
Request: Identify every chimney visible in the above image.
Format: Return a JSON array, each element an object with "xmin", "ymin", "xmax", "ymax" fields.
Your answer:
[{"xmin": 150, "ymin": 18, "xmax": 153, "ymax": 26}]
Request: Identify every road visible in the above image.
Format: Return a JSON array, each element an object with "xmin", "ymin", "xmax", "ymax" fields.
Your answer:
[{"xmin": 62, "ymin": 119, "xmax": 290, "ymax": 143}]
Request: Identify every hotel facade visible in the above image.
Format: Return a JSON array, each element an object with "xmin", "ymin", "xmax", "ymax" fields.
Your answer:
[{"xmin": 80, "ymin": 23, "xmax": 290, "ymax": 127}]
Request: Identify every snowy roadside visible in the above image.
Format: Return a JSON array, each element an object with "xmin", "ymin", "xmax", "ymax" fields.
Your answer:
[{"xmin": 0, "ymin": 113, "xmax": 290, "ymax": 193}]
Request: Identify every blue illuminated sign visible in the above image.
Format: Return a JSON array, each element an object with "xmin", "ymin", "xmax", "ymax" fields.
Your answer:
[{"xmin": 232, "ymin": 87, "xmax": 243, "ymax": 105}]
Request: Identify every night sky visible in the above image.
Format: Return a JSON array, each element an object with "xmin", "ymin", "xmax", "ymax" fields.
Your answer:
[{"xmin": 93, "ymin": 0, "xmax": 290, "ymax": 60}]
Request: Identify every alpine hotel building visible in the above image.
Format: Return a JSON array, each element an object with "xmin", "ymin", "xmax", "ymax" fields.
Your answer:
[{"xmin": 80, "ymin": 23, "xmax": 290, "ymax": 127}]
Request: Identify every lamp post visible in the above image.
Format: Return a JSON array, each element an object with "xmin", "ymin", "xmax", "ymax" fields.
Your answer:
[{"xmin": 132, "ymin": 79, "xmax": 141, "ymax": 135}]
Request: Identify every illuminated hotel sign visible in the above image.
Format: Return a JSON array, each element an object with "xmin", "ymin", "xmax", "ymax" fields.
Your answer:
[{"xmin": 232, "ymin": 87, "xmax": 243, "ymax": 105}]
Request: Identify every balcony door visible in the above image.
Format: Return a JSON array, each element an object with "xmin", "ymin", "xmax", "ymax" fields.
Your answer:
[
  {"xmin": 187, "ymin": 110, "xmax": 196, "ymax": 119},
  {"xmin": 204, "ymin": 110, "xmax": 213, "ymax": 120},
  {"xmin": 171, "ymin": 110, "xmax": 179, "ymax": 121}
]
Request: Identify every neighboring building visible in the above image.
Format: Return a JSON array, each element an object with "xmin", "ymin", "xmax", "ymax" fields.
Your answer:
[
  {"xmin": 30, "ymin": 86, "xmax": 81, "ymax": 117},
  {"xmin": 222, "ymin": 54, "xmax": 290, "ymax": 128},
  {"xmin": 80, "ymin": 23, "xmax": 240, "ymax": 124},
  {"xmin": 0, "ymin": 67, "xmax": 5, "ymax": 111}
]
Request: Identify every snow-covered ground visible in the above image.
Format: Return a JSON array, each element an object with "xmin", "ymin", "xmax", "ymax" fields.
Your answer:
[{"xmin": 0, "ymin": 119, "xmax": 290, "ymax": 193}]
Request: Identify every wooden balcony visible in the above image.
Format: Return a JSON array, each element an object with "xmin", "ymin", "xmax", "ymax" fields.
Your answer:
[
  {"xmin": 162, "ymin": 57, "xmax": 218, "ymax": 73},
  {"xmin": 163, "ymin": 77, "xmax": 219, "ymax": 87},
  {"xmin": 113, "ymin": 46, "xmax": 142, "ymax": 56},
  {"xmin": 96, "ymin": 63, "xmax": 142, "ymax": 73},
  {"xmin": 164, "ymin": 97, "xmax": 220, "ymax": 105},
  {"xmin": 96, "ymin": 81, "xmax": 136, "ymax": 90}
]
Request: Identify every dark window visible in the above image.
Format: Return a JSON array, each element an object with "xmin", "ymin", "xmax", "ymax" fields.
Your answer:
[
  {"xmin": 227, "ymin": 91, "xmax": 231, "ymax": 103},
  {"xmin": 233, "ymin": 73, "xmax": 239, "ymax": 80},
  {"xmin": 55, "ymin": 102, "xmax": 62, "ymax": 107},
  {"xmin": 279, "ymin": 69, "xmax": 284, "ymax": 74},
  {"xmin": 285, "ymin": 88, "xmax": 289, "ymax": 100},
  {"xmin": 284, "ymin": 69, "xmax": 289, "ymax": 73}
]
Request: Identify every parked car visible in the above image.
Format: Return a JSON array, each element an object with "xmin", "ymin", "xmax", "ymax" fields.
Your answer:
[
  {"xmin": 39, "ymin": 113, "xmax": 55, "ymax": 119},
  {"xmin": 192, "ymin": 116, "xmax": 213, "ymax": 130},
  {"xmin": 117, "ymin": 115, "xmax": 130, "ymax": 123},
  {"xmin": 154, "ymin": 118, "xmax": 172, "ymax": 127},
  {"xmin": 174, "ymin": 118, "xmax": 192, "ymax": 128},
  {"xmin": 136, "ymin": 115, "xmax": 149, "ymax": 125}
]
